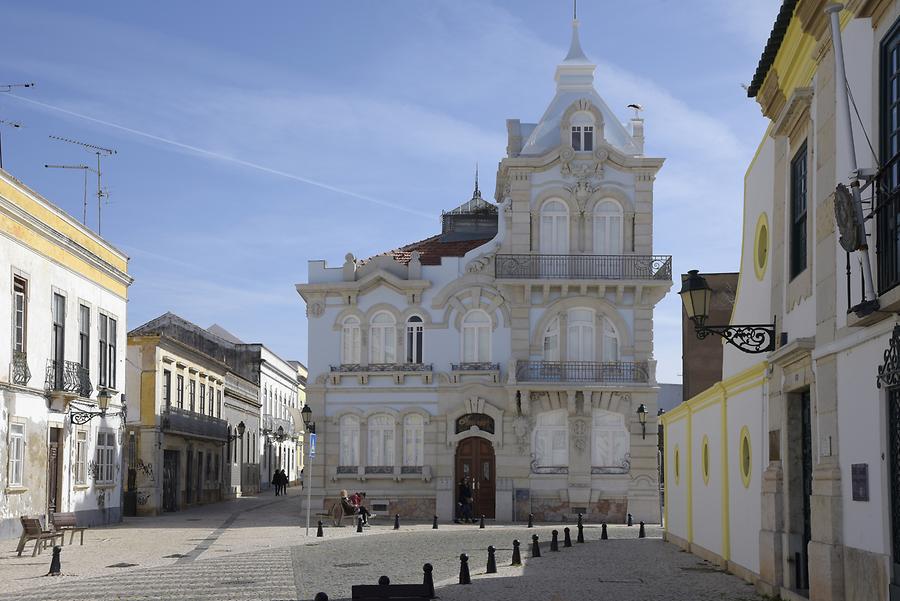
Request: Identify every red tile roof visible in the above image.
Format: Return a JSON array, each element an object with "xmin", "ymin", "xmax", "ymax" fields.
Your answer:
[{"xmin": 363, "ymin": 234, "xmax": 492, "ymax": 266}]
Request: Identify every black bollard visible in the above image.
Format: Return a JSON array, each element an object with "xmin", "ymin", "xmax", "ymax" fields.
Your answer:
[
  {"xmin": 527, "ymin": 513, "xmax": 534, "ymax": 528},
  {"xmin": 423, "ymin": 563, "xmax": 435, "ymax": 599},
  {"xmin": 627, "ymin": 513, "xmax": 633, "ymax": 527},
  {"xmin": 458, "ymin": 553, "xmax": 471, "ymax": 585},
  {"xmin": 486, "ymin": 545, "xmax": 497, "ymax": 574},
  {"xmin": 577, "ymin": 512, "xmax": 583, "ymax": 528},
  {"xmin": 563, "ymin": 527, "xmax": 572, "ymax": 548},
  {"xmin": 47, "ymin": 545, "xmax": 61, "ymax": 576},
  {"xmin": 317, "ymin": 520, "xmax": 324, "ymax": 537},
  {"xmin": 601, "ymin": 522, "xmax": 608, "ymax": 540},
  {"xmin": 314, "ymin": 593, "xmax": 328, "ymax": 601},
  {"xmin": 357, "ymin": 516, "xmax": 364, "ymax": 533},
  {"xmin": 577, "ymin": 522, "xmax": 584, "ymax": 544},
  {"xmin": 531, "ymin": 534, "xmax": 541, "ymax": 558},
  {"xmin": 433, "ymin": 515, "xmax": 439, "ymax": 529},
  {"xmin": 378, "ymin": 576, "xmax": 390, "ymax": 586},
  {"xmin": 639, "ymin": 521, "xmax": 646, "ymax": 538},
  {"xmin": 394, "ymin": 514, "xmax": 400, "ymax": 530},
  {"xmin": 550, "ymin": 529, "xmax": 559, "ymax": 551},
  {"xmin": 479, "ymin": 514, "xmax": 485, "ymax": 529},
  {"xmin": 511, "ymin": 539, "xmax": 522, "ymax": 566}
]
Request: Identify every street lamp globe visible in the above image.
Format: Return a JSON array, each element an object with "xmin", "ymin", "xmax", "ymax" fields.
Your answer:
[
  {"xmin": 301, "ymin": 404, "xmax": 312, "ymax": 429},
  {"xmin": 237, "ymin": 421, "xmax": 246, "ymax": 437},
  {"xmin": 97, "ymin": 388, "xmax": 112, "ymax": 414},
  {"xmin": 679, "ymin": 269, "xmax": 712, "ymax": 327}
]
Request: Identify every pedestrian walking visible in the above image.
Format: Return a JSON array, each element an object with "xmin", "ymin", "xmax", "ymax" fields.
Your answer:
[
  {"xmin": 279, "ymin": 469, "xmax": 288, "ymax": 495},
  {"xmin": 271, "ymin": 470, "xmax": 280, "ymax": 496}
]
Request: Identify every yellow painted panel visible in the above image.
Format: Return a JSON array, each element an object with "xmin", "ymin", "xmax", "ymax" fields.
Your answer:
[
  {"xmin": 141, "ymin": 370, "xmax": 157, "ymax": 427},
  {"xmin": 0, "ymin": 212, "xmax": 128, "ymax": 298},
  {"xmin": 0, "ymin": 177, "xmax": 127, "ymax": 271}
]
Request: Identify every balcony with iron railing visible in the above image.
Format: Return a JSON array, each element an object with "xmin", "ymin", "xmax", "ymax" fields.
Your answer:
[
  {"xmin": 515, "ymin": 360, "xmax": 650, "ymax": 384},
  {"xmin": 11, "ymin": 351, "xmax": 31, "ymax": 386},
  {"xmin": 44, "ymin": 359, "xmax": 91, "ymax": 397},
  {"xmin": 330, "ymin": 363, "xmax": 433, "ymax": 373},
  {"xmin": 495, "ymin": 254, "xmax": 672, "ymax": 280},
  {"xmin": 161, "ymin": 406, "xmax": 228, "ymax": 441}
]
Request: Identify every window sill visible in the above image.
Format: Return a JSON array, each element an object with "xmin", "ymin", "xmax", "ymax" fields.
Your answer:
[
  {"xmin": 73, "ymin": 484, "xmax": 90, "ymax": 491},
  {"xmin": 5, "ymin": 486, "xmax": 28, "ymax": 494}
]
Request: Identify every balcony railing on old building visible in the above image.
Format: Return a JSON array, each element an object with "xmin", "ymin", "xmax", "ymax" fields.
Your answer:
[
  {"xmin": 11, "ymin": 351, "xmax": 31, "ymax": 386},
  {"xmin": 44, "ymin": 359, "xmax": 91, "ymax": 397},
  {"xmin": 451, "ymin": 362, "xmax": 500, "ymax": 371},
  {"xmin": 330, "ymin": 363, "xmax": 433, "ymax": 372},
  {"xmin": 515, "ymin": 360, "xmax": 650, "ymax": 384},
  {"xmin": 161, "ymin": 406, "xmax": 228, "ymax": 441},
  {"xmin": 263, "ymin": 414, "xmax": 295, "ymax": 440},
  {"xmin": 495, "ymin": 254, "xmax": 672, "ymax": 280}
]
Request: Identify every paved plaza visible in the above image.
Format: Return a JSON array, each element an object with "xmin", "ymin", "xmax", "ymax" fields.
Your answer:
[{"xmin": 0, "ymin": 490, "xmax": 762, "ymax": 601}]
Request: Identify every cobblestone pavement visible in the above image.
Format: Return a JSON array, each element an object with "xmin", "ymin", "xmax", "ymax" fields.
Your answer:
[{"xmin": 0, "ymin": 491, "xmax": 762, "ymax": 601}]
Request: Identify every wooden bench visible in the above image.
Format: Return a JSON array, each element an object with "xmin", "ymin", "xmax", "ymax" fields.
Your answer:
[
  {"xmin": 15, "ymin": 517, "xmax": 64, "ymax": 557},
  {"xmin": 51, "ymin": 512, "xmax": 87, "ymax": 546},
  {"xmin": 351, "ymin": 577, "xmax": 433, "ymax": 600},
  {"xmin": 317, "ymin": 502, "xmax": 356, "ymax": 527}
]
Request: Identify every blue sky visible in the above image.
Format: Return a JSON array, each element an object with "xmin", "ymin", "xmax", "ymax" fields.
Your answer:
[{"xmin": 0, "ymin": 0, "xmax": 781, "ymax": 382}]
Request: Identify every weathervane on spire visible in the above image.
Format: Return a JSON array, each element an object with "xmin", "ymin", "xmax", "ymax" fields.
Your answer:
[
  {"xmin": 574, "ymin": 0, "xmax": 577, "ymax": 21},
  {"xmin": 473, "ymin": 163, "xmax": 481, "ymax": 200}
]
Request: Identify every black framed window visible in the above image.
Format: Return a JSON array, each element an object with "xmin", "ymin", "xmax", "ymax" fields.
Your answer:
[
  {"xmin": 51, "ymin": 293, "xmax": 65, "ymax": 387},
  {"xmin": 163, "ymin": 369, "xmax": 172, "ymax": 408},
  {"xmin": 790, "ymin": 143, "xmax": 808, "ymax": 279},
  {"xmin": 98, "ymin": 313, "xmax": 116, "ymax": 388},
  {"xmin": 176, "ymin": 374, "xmax": 184, "ymax": 409},
  {"xmin": 189, "ymin": 379, "xmax": 196, "ymax": 412},
  {"xmin": 199, "ymin": 383, "xmax": 206, "ymax": 415},
  {"xmin": 79, "ymin": 305, "xmax": 90, "ymax": 369},
  {"xmin": 878, "ymin": 19, "xmax": 900, "ymax": 294}
]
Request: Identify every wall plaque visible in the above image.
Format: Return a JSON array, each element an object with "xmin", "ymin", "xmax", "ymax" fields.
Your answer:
[
  {"xmin": 851, "ymin": 463, "xmax": 869, "ymax": 502},
  {"xmin": 455, "ymin": 413, "xmax": 495, "ymax": 434}
]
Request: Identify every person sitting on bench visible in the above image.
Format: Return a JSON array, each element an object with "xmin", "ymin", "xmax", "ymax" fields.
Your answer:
[
  {"xmin": 340, "ymin": 489, "xmax": 358, "ymax": 520},
  {"xmin": 350, "ymin": 491, "xmax": 374, "ymax": 525}
]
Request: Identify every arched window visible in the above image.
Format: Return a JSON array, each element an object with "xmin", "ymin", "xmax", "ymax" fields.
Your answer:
[
  {"xmin": 406, "ymin": 316, "xmax": 424, "ymax": 364},
  {"xmin": 461, "ymin": 310, "xmax": 491, "ymax": 362},
  {"xmin": 567, "ymin": 308, "xmax": 595, "ymax": 362},
  {"xmin": 543, "ymin": 317, "xmax": 560, "ymax": 361},
  {"xmin": 533, "ymin": 409, "xmax": 568, "ymax": 467},
  {"xmin": 540, "ymin": 200, "xmax": 569, "ymax": 255},
  {"xmin": 571, "ymin": 111, "xmax": 595, "ymax": 152},
  {"xmin": 341, "ymin": 316, "xmax": 361, "ymax": 364},
  {"xmin": 591, "ymin": 409, "xmax": 629, "ymax": 468},
  {"xmin": 403, "ymin": 414, "xmax": 425, "ymax": 467},
  {"xmin": 368, "ymin": 414, "xmax": 395, "ymax": 467},
  {"xmin": 339, "ymin": 414, "xmax": 360, "ymax": 467},
  {"xmin": 601, "ymin": 317, "xmax": 619, "ymax": 361},
  {"xmin": 369, "ymin": 312, "xmax": 396, "ymax": 364},
  {"xmin": 593, "ymin": 200, "xmax": 623, "ymax": 255}
]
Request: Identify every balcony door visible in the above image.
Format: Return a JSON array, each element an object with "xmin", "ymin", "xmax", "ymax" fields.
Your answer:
[
  {"xmin": 540, "ymin": 200, "xmax": 569, "ymax": 255},
  {"xmin": 593, "ymin": 200, "xmax": 623, "ymax": 254},
  {"xmin": 567, "ymin": 309, "xmax": 595, "ymax": 362}
]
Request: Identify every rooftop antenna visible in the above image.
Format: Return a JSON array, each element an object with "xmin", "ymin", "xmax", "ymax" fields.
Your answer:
[
  {"xmin": 0, "ymin": 82, "xmax": 34, "ymax": 93},
  {"xmin": 49, "ymin": 135, "xmax": 117, "ymax": 235},
  {"xmin": 0, "ymin": 119, "xmax": 23, "ymax": 170},
  {"xmin": 44, "ymin": 163, "xmax": 94, "ymax": 225},
  {"xmin": 574, "ymin": 0, "xmax": 577, "ymax": 20}
]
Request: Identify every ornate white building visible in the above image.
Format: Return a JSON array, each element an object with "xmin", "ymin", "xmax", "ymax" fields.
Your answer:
[{"xmin": 297, "ymin": 18, "xmax": 671, "ymax": 522}]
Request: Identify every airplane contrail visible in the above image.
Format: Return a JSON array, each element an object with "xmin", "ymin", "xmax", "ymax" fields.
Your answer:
[{"xmin": 5, "ymin": 94, "xmax": 434, "ymax": 219}]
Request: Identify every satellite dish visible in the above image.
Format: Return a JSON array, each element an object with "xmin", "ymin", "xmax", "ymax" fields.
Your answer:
[{"xmin": 834, "ymin": 183, "xmax": 862, "ymax": 252}]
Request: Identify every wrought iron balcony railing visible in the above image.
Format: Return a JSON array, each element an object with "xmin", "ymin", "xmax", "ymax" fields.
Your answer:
[
  {"xmin": 495, "ymin": 254, "xmax": 672, "ymax": 280},
  {"xmin": 161, "ymin": 407, "xmax": 228, "ymax": 441},
  {"xmin": 515, "ymin": 360, "xmax": 650, "ymax": 384},
  {"xmin": 451, "ymin": 362, "xmax": 500, "ymax": 371},
  {"xmin": 45, "ymin": 359, "xmax": 92, "ymax": 397},
  {"xmin": 11, "ymin": 351, "xmax": 31, "ymax": 386},
  {"xmin": 330, "ymin": 363, "xmax": 433, "ymax": 372}
]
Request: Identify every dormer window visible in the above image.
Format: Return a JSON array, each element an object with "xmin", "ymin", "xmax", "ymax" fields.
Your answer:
[
  {"xmin": 572, "ymin": 111, "xmax": 594, "ymax": 152},
  {"xmin": 571, "ymin": 111, "xmax": 595, "ymax": 152}
]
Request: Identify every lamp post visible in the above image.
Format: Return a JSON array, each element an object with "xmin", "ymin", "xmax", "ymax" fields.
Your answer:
[
  {"xmin": 679, "ymin": 270, "xmax": 776, "ymax": 354},
  {"xmin": 301, "ymin": 405, "xmax": 316, "ymax": 536},
  {"xmin": 70, "ymin": 388, "xmax": 120, "ymax": 424},
  {"xmin": 636, "ymin": 403, "xmax": 648, "ymax": 440}
]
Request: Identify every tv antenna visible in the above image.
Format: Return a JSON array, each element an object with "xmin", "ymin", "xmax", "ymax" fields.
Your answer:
[
  {"xmin": 44, "ymin": 164, "xmax": 94, "ymax": 225},
  {"xmin": 0, "ymin": 82, "xmax": 34, "ymax": 93},
  {"xmin": 0, "ymin": 119, "xmax": 23, "ymax": 170},
  {"xmin": 49, "ymin": 135, "xmax": 117, "ymax": 235}
]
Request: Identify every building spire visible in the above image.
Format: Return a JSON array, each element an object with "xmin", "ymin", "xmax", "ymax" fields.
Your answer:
[
  {"xmin": 564, "ymin": 8, "xmax": 589, "ymax": 63},
  {"xmin": 472, "ymin": 163, "xmax": 481, "ymax": 200}
]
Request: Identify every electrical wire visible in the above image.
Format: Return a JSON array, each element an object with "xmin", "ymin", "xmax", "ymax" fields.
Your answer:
[{"xmin": 847, "ymin": 80, "xmax": 878, "ymax": 163}]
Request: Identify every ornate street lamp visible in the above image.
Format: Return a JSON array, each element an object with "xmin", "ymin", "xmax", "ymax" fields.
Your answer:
[
  {"xmin": 301, "ymin": 404, "xmax": 315, "ymax": 434},
  {"xmin": 636, "ymin": 403, "xmax": 648, "ymax": 440},
  {"xmin": 70, "ymin": 388, "xmax": 123, "ymax": 424},
  {"xmin": 220, "ymin": 420, "xmax": 246, "ymax": 446},
  {"xmin": 679, "ymin": 270, "xmax": 775, "ymax": 354},
  {"xmin": 301, "ymin": 404, "xmax": 316, "ymax": 536}
]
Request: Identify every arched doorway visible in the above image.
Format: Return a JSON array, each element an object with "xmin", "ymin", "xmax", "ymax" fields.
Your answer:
[{"xmin": 455, "ymin": 437, "xmax": 495, "ymax": 519}]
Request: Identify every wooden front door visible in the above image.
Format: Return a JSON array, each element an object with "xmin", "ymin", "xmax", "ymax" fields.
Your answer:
[{"xmin": 455, "ymin": 438, "xmax": 495, "ymax": 519}]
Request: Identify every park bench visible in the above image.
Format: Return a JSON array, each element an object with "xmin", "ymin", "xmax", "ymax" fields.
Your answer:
[
  {"xmin": 51, "ymin": 512, "xmax": 87, "ymax": 545},
  {"xmin": 15, "ymin": 517, "xmax": 64, "ymax": 557},
  {"xmin": 318, "ymin": 502, "xmax": 370, "ymax": 527},
  {"xmin": 351, "ymin": 577, "xmax": 432, "ymax": 600}
]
